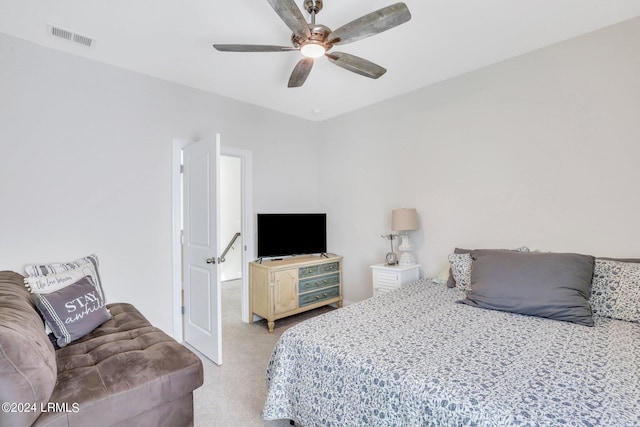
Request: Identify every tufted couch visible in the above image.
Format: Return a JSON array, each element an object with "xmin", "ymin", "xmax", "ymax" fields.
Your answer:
[{"xmin": 0, "ymin": 271, "xmax": 203, "ymax": 427}]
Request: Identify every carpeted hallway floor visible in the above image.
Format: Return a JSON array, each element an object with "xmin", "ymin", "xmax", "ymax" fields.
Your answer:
[{"xmin": 192, "ymin": 279, "xmax": 335, "ymax": 426}]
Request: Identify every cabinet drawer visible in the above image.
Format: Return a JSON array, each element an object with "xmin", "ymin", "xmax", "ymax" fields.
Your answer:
[
  {"xmin": 298, "ymin": 265, "xmax": 320, "ymax": 278},
  {"xmin": 298, "ymin": 272, "xmax": 340, "ymax": 293},
  {"xmin": 299, "ymin": 285, "xmax": 340, "ymax": 307},
  {"xmin": 298, "ymin": 261, "xmax": 340, "ymax": 278},
  {"xmin": 319, "ymin": 262, "xmax": 339, "ymax": 274}
]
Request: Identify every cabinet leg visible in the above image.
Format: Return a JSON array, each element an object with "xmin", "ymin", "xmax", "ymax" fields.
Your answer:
[
  {"xmin": 337, "ymin": 300, "xmax": 343, "ymax": 308},
  {"xmin": 268, "ymin": 321, "xmax": 275, "ymax": 333}
]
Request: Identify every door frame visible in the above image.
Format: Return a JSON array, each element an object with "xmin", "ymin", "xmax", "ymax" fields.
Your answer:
[{"xmin": 172, "ymin": 137, "xmax": 254, "ymax": 342}]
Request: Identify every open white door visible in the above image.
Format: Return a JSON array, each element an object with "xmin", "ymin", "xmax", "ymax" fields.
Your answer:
[{"xmin": 182, "ymin": 135, "xmax": 222, "ymax": 365}]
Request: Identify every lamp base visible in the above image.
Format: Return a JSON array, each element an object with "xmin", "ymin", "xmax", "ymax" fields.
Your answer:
[
  {"xmin": 397, "ymin": 234, "xmax": 416, "ymax": 265},
  {"xmin": 398, "ymin": 251, "xmax": 416, "ymax": 266},
  {"xmin": 398, "ymin": 234, "xmax": 414, "ymax": 251}
]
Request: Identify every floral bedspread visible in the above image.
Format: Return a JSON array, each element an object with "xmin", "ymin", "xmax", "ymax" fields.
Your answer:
[{"xmin": 263, "ymin": 279, "xmax": 640, "ymax": 426}]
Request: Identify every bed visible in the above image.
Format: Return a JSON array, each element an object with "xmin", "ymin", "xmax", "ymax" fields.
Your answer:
[{"xmin": 263, "ymin": 268, "xmax": 640, "ymax": 426}]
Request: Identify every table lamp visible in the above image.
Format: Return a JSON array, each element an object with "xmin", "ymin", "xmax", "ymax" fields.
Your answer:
[{"xmin": 392, "ymin": 208, "xmax": 419, "ymax": 265}]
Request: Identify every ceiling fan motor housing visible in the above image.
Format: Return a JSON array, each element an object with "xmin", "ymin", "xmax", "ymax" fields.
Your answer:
[{"xmin": 291, "ymin": 24, "xmax": 332, "ymax": 51}]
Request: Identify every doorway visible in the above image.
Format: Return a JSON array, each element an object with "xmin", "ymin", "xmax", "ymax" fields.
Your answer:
[
  {"xmin": 171, "ymin": 137, "xmax": 254, "ymax": 347},
  {"xmin": 219, "ymin": 150, "xmax": 252, "ymax": 329},
  {"xmin": 220, "ymin": 155, "xmax": 242, "ymax": 283}
]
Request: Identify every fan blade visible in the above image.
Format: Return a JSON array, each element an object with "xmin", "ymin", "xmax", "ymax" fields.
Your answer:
[
  {"xmin": 326, "ymin": 52, "xmax": 386, "ymax": 79},
  {"xmin": 328, "ymin": 2, "xmax": 411, "ymax": 45},
  {"xmin": 266, "ymin": 0, "xmax": 311, "ymax": 40},
  {"xmin": 213, "ymin": 44, "xmax": 297, "ymax": 52},
  {"xmin": 288, "ymin": 58, "xmax": 314, "ymax": 87}
]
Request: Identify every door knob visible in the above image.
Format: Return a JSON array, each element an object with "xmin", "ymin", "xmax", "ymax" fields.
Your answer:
[{"xmin": 206, "ymin": 257, "xmax": 216, "ymax": 264}]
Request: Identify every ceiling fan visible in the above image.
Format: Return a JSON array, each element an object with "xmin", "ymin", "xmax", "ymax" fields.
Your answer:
[{"xmin": 213, "ymin": 0, "xmax": 411, "ymax": 88}]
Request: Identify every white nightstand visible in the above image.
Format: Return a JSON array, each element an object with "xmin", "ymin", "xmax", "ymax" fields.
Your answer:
[{"xmin": 370, "ymin": 263, "xmax": 421, "ymax": 296}]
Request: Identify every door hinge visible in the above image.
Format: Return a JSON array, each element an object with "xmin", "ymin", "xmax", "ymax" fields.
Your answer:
[
  {"xmin": 181, "ymin": 306, "xmax": 185, "ymax": 315},
  {"xmin": 179, "ymin": 164, "xmax": 184, "ymax": 173}
]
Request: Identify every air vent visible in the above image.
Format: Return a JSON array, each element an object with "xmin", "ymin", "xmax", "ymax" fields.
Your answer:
[
  {"xmin": 73, "ymin": 34, "xmax": 93, "ymax": 47},
  {"xmin": 50, "ymin": 26, "xmax": 73, "ymax": 41},
  {"xmin": 47, "ymin": 24, "xmax": 94, "ymax": 48}
]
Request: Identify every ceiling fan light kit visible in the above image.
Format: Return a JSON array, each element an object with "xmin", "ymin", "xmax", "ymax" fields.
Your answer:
[
  {"xmin": 300, "ymin": 41, "xmax": 326, "ymax": 58},
  {"xmin": 213, "ymin": 0, "xmax": 411, "ymax": 87},
  {"xmin": 296, "ymin": 24, "xmax": 331, "ymax": 58}
]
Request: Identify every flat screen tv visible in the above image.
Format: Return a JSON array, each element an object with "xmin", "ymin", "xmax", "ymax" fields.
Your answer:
[{"xmin": 257, "ymin": 213, "xmax": 327, "ymax": 258}]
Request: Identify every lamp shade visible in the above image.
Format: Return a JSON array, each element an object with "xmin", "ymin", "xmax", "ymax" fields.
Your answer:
[{"xmin": 391, "ymin": 208, "xmax": 419, "ymax": 231}]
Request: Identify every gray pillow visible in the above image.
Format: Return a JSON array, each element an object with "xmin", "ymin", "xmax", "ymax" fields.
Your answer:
[
  {"xmin": 34, "ymin": 275, "xmax": 111, "ymax": 347},
  {"xmin": 446, "ymin": 246, "xmax": 531, "ymax": 288},
  {"xmin": 459, "ymin": 250, "xmax": 595, "ymax": 326}
]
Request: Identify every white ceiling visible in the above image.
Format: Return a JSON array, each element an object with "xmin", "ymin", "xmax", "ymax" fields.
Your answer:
[{"xmin": 1, "ymin": 1, "xmax": 639, "ymax": 121}]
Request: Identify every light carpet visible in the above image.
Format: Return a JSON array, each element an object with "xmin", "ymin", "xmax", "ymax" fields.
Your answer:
[{"xmin": 191, "ymin": 279, "xmax": 335, "ymax": 427}]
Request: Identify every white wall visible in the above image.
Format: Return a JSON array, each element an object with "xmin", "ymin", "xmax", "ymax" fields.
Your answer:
[
  {"xmin": 2, "ymin": 17, "xmax": 639, "ymax": 325},
  {"xmin": 0, "ymin": 33, "xmax": 322, "ymax": 335},
  {"xmin": 319, "ymin": 18, "xmax": 640, "ymax": 303}
]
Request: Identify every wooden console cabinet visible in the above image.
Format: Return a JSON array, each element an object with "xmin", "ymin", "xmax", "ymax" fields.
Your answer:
[{"xmin": 249, "ymin": 254, "xmax": 343, "ymax": 332}]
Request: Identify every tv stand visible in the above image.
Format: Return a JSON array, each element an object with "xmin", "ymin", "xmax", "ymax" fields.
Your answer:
[{"xmin": 249, "ymin": 254, "xmax": 343, "ymax": 332}]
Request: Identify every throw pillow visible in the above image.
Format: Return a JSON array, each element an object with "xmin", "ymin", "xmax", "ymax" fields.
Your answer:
[
  {"xmin": 446, "ymin": 248, "xmax": 471, "ymax": 288},
  {"xmin": 25, "ymin": 254, "xmax": 106, "ymax": 302},
  {"xmin": 590, "ymin": 259, "xmax": 640, "ymax": 323},
  {"xmin": 25, "ymin": 253, "xmax": 100, "ymax": 276},
  {"xmin": 34, "ymin": 275, "xmax": 111, "ymax": 347},
  {"xmin": 448, "ymin": 253, "xmax": 472, "ymax": 292},
  {"xmin": 599, "ymin": 257, "xmax": 640, "ymax": 263},
  {"xmin": 459, "ymin": 250, "xmax": 595, "ymax": 326},
  {"xmin": 25, "ymin": 265, "xmax": 99, "ymax": 295},
  {"xmin": 432, "ymin": 261, "xmax": 451, "ymax": 285}
]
